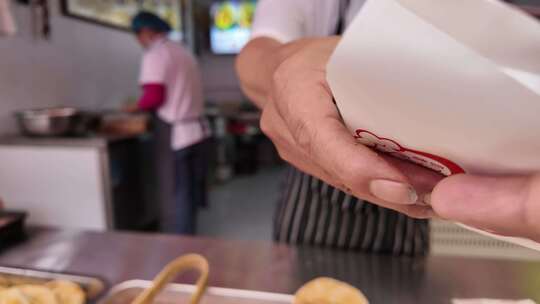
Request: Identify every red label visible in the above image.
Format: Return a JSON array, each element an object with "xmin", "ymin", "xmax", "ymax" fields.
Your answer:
[{"xmin": 354, "ymin": 129, "xmax": 465, "ymax": 176}]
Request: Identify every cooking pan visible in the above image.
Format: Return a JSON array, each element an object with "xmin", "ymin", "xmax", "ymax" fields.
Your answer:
[{"xmin": 15, "ymin": 107, "xmax": 101, "ymax": 137}]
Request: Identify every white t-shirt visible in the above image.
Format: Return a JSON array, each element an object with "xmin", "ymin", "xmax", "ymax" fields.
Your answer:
[
  {"xmin": 251, "ymin": 0, "xmax": 366, "ymax": 43},
  {"xmin": 139, "ymin": 38, "xmax": 209, "ymax": 150}
]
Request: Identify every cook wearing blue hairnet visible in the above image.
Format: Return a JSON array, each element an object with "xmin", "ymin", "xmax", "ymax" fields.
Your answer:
[
  {"xmin": 131, "ymin": 11, "xmax": 171, "ymax": 47},
  {"xmin": 127, "ymin": 11, "xmax": 210, "ymax": 235}
]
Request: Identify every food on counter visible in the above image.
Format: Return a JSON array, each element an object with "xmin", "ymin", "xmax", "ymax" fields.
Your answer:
[
  {"xmin": 294, "ymin": 277, "xmax": 369, "ymax": 304},
  {"xmin": 99, "ymin": 113, "xmax": 149, "ymax": 136},
  {"xmin": 120, "ymin": 255, "xmax": 365, "ymax": 304},
  {"xmin": 132, "ymin": 254, "xmax": 209, "ymax": 304},
  {"xmin": 0, "ymin": 288, "xmax": 28, "ymax": 304},
  {"xmin": 0, "ymin": 280, "xmax": 85, "ymax": 304},
  {"xmin": 16, "ymin": 285, "xmax": 57, "ymax": 304},
  {"xmin": 0, "ymin": 277, "xmax": 41, "ymax": 287},
  {"xmin": 0, "ymin": 276, "xmax": 9, "ymax": 288},
  {"xmin": 45, "ymin": 281, "xmax": 85, "ymax": 304}
]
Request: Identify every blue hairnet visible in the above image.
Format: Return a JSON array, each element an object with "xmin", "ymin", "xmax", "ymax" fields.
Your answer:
[{"xmin": 131, "ymin": 11, "xmax": 172, "ymax": 33}]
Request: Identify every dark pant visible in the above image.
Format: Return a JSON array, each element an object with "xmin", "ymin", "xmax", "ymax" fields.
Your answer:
[{"xmin": 160, "ymin": 139, "xmax": 210, "ymax": 234}]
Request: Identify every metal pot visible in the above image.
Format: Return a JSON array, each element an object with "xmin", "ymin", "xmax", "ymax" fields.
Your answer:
[{"xmin": 15, "ymin": 107, "xmax": 100, "ymax": 137}]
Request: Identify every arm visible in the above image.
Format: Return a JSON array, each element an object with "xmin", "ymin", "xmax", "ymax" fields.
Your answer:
[
  {"xmin": 138, "ymin": 83, "xmax": 166, "ymax": 111},
  {"xmin": 236, "ymin": 0, "xmax": 310, "ymax": 108},
  {"xmin": 236, "ymin": 35, "xmax": 443, "ymax": 217},
  {"xmin": 236, "ymin": 38, "xmax": 317, "ymax": 108},
  {"xmin": 137, "ymin": 47, "xmax": 169, "ymax": 111}
]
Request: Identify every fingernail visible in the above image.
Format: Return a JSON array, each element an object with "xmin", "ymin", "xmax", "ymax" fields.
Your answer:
[{"xmin": 369, "ymin": 180, "xmax": 418, "ymax": 205}]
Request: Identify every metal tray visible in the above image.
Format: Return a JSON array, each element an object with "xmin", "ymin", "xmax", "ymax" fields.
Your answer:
[
  {"xmin": 100, "ymin": 280, "xmax": 294, "ymax": 304},
  {"xmin": 0, "ymin": 266, "xmax": 107, "ymax": 302}
]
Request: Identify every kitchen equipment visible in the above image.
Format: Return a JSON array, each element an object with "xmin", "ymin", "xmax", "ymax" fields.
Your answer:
[
  {"xmin": 0, "ymin": 211, "xmax": 26, "ymax": 250},
  {"xmin": 15, "ymin": 107, "xmax": 78, "ymax": 136},
  {"xmin": 0, "ymin": 266, "xmax": 107, "ymax": 303},
  {"xmin": 99, "ymin": 112, "xmax": 148, "ymax": 136},
  {"xmin": 15, "ymin": 107, "xmax": 101, "ymax": 137},
  {"xmin": 101, "ymin": 280, "xmax": 294, "ymax": 304}
]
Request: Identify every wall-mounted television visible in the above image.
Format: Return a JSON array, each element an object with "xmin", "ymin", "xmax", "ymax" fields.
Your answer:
[{"xmin": 210, "ymin": 0, "xmax": 256, "ymax": 55}]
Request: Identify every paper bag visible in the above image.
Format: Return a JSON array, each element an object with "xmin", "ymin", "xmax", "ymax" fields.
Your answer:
[
  {"xmin": 328, "ymin": 0, "xmax": 540, "ymax": 176},
  {"xmin": 327, "ymin": 0, "xmax": 540, "ymax": 251}
]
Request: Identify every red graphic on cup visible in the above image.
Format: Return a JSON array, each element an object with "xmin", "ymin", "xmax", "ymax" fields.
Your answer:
[{"xmin": 354, "ymin": 129, "xmax": 465, "ymax": 176}]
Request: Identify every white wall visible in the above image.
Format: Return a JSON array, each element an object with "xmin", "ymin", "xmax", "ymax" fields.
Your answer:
[
  {"xmin": 0, "ymin": 1, "xmax": 143, "ymax": 134},
  {"xmin": 199, "ymin": 53, "xmax": 245, "ymax": 103}
]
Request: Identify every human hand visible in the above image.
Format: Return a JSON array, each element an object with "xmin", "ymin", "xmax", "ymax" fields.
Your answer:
[
  {"xmin": 261, "ymin": 37, "xmax": 444, "ymax": 218},
  {"xmin": 122, "ymin": 103, "xmax": 140, "ymax": 113},
  {"xmin": 430, "ymin": 173, "xmax": 540, "ymax": 242}
]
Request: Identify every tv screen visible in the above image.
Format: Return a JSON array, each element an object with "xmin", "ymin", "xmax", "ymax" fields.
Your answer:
[{"xmin": 210, "ymin": 0, "xmax": 256, "ymax": 54}]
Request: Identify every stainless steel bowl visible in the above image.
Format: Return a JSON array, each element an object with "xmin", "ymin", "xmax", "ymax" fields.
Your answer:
[{"xmin": 15, "ymin": 107, "xmax": 80, "ymax": 137}]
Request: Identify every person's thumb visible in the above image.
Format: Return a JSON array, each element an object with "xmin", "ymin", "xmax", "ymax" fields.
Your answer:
[{"xmin": 430, "ymin": 174, "xmax": 540, "ymax": 241}]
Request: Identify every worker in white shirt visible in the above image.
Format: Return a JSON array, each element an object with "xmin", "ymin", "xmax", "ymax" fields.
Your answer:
[
  {"xmin": 130, "ymin": 12, "xmax": 211, "ymax": 235},
  {"xmin": 236, "ymin": 0, "xmax": 446, "ymax": 255}
]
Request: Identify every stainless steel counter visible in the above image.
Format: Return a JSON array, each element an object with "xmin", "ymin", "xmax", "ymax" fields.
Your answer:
[
  {"xmin": 0, "ymin": 133, "xmax": 144, "ymax": 148},
  {"xmin": 1, "ymin": 228, "xmax": 539, "ymax": 303}
]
